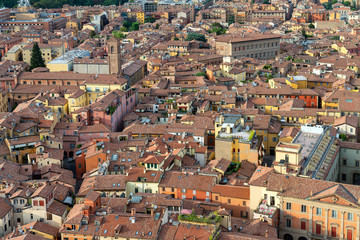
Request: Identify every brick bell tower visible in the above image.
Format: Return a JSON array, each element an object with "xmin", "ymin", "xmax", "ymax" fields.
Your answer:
[{"xmin": 107, "ymin": 37, "xmax": 122, "ymax": 75}]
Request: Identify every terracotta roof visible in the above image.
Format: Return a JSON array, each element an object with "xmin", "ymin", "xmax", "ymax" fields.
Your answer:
[
  {"xmin": 212, "ymin": 185, "xmax": 250, "ymax": 199},
  {"xmin": 159, "ymin": 171, "xmax": 217, "ymax": 192},
  {"xmin": 0, "ymin": 197, "xmax": 12, "ymax": 218}
]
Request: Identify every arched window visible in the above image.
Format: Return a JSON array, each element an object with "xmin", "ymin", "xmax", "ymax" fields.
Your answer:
[
  {"xmin": 52, "ymin": 81, "xmax": 56, "ymax": 85},
  {"xmin": 110, "ymin": 46, "xmax": 115, "ymax": 54},
  {"xmin": 38, "ymin": 81, "xmax": 41, "ymax": 84},
  {"xmin": 67, "ymin": 82, "xmax": 71, "ymax": 85},
  {"xmin": 284, "ymin": 234, "xmax": 293, "ymax": 240}
]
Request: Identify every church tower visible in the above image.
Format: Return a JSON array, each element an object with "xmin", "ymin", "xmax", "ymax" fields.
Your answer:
[{"xmin": 107, "ymin": 37, "xmax": 122, "ymax": 75}]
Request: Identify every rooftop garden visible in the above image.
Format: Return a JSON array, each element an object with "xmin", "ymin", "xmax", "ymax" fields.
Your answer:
[
  {"xmin": 225, "ymin": 162, "xmax": 241, "ymax": 175},
  {"xmin": 178, "ymin": 211, "xmax": 221, "ymax": 225}
]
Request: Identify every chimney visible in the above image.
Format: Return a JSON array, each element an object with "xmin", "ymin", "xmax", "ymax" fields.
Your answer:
[
  {"xmin": 131, "ymin": 208, "xmax": 136, "ymax": 216},
  {"xmin": 151, "ymin": 209, "xmax": 154, "ymax": 218},
  {"xmin": 265, "ymin": 230, "xmax": 268, "ymax": 238},
  {"xmin": 183, "ymin": 234, "xmax": 187, "ymax": 240}
]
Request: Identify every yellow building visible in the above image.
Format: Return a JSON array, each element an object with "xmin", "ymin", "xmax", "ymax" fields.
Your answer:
[
  {"xmin": 328, "ymin": 11, "xmax": 339, "ymax": 20},
  {"xmin": 5, "ymin": 45, "xmax": 22, "ymax": 62},
  {"xmin": 66, "ymin": 20, "xmax": 80, "ymax": 31},
  {"xmin": 215, "ymin": 114, "xmax": 263, "ymax": 165},
  {"xmin": 286, "ymin": 75, "xmax": 308, "ymax": 89},
  {"xmin": 37, "ymin": 97, "xmax": 69, "ymax": 117},
  {"xmin": 22, "ymin": 43, "xmax": 52, "ymax": 65},
  {"xmin": 137, "ymin": 11, "xmax": 145, "ymax": 24},
  {"xmin": 219, "ymin": 63, "xmax": 246, "ymax": 83},
  {"xmin": 274, "ymin": 142, "xmax": 303, "ymax": 175},
  {"xmin": 253, "ymin": 115, "xmax": 281, "ymax": 155},
  {"xmin": 65, "ymin": 89, "xmax": 87, "ymax": 114},
  {"xmin": 80, "ymin": 76, "xmax": 128, "ymax": 105}
]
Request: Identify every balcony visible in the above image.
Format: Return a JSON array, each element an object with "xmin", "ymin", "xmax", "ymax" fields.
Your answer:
[{"xmin": 253, "ymin": 199, "xmax": 278, "ymax": 225}]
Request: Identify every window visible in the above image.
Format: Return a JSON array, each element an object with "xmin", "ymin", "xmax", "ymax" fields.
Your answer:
[
  {"xmin": 228, "ymin": 199, "xmax": 231, "ymax": 204},
  {"xmin": 182, "ymin": 195, "xmax": 186, "ymax": 199},
  {"xmin": 206, "ymin": 192, "xmax": 210, "ymax": 196},
  {"xmin": 182, "ymin": 189, "xmax": 186, "ymax": 193},
  {"xmin": 300, "ymin": 221, "xmax": 306, "ymax": 230},
  {"xmin": 39, "ymin": 200, "xmax": 44, "ymax": 206},
  {"xmin": 78, "ymin": 164, "xmax": 81, "ymax": 169},
  {"xmin": 286, "ymin": 219, "xmax": 291, "ymax": 228},
  {"xmin": 30, "ymin": 214, "xmax": 33, "ymax": 220},
  {"xmin": 135, "ymin": 188, "xmax": 139, "ymax": 193},
  {"xmin": 215, "ymin": 196, "xmax": 218, "ymax": 201},
  {"xmin": 356, "ymin": 161, "xmax": 359, "ymax": 167},
  {"xmin": 348, "ymin": 213, "xmax": 353, "ymax": 221},
  {"xmin": 162, "ymin": 187, "xmax": 165, "ymax": 191},
  {"xmin": 301, "ymin": 205, "xmax": 307, "ymax": 213},
  {"xmin": 270, "ymin": 196, "xmax": 275, "ymax": 206},
  {"xmin": 316, "ymin": 207, "xmax": 322, "ymax": 215},
  {"xmin": 343, "ymin": 159, "xmax": 347, "ymax": 165},
  {"xmin": 33, "ymin": 200, "xmax": 38, "ymax": 206},
  {"xmin": 342, "ymin": 174, "xmax": 347, "ymax": 181},
  {"xmin": 206, "ymin": 198, "xmax": 210, "ymax": 202},
  {"xmin": 286, "ymin": 202, "xmax": 291, "ymax": 210},
  {"xmin": 332, "ymin": 210, "xmax": 337, "ymax": 218},
  {"xmin": 272, "ymin": 137, "xmax": 277, "ymax": 142},
  {"xmin": 243, "ymin": 201, "xmax": 246, "ymax": 206}
]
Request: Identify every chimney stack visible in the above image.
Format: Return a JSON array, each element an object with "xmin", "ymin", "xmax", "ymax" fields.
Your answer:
[
  {"xmin": 265, "ymin": 230, "xmax": 268, "ymax": 238},
  {"xmin": 131, "ymin": 208, "xmax": 136, "ymax": 216}
]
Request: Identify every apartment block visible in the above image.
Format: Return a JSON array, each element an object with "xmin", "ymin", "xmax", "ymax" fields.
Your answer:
[{"xmin": 215, "ymin": 33, "xmax": 281, "ymax": 60}]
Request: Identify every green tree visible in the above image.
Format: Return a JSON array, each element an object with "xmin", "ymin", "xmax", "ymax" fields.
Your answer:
[
  {"xmin": 228, "ymin": 15, "xmax": 235, "ymax": 25},
  {"xmin": 263, "ymin": 0, "xmax": 270, "ymax": 3},
  {"xmin": 339, "ymin": 133, "xmax": 347, "ymax": 141},
  {"xmin": 155, "ymin": 24, "xmax": 159, "ymax": 29},
  {"xmin": 323, "ymin": 2, "xmax": 332, "ymax": 9},
  {"xmin": 119, "ymin": 26, "xmax": 127, "ymax": 32},
  {"xmin": 301, "ymin": 30, "xmax": 308, "ymax": 39},
  {"xmin": 308, "ymin": 23, "xmax": 315, "ymax": 28},
  {"xmin": 209, "ymin": 22, "xmax": 226, "ymax": 35},
  {"xmin": 186, "ymin": 33, "xmax": 206, "ymax": 42},
  {"xmin": 145, "ymin": 16, "xmax": 156, "ymax": 23},
  {"xmin": 112, "ymin": 30, "xmax": 125, "ymax": 39},
  {"xmin": 30, "ymin": 43, "xmax": 46, "ymax": 70},
  {"xmin": 174, "ymin": 37, "xmax": 179, "ymax": 40},
  {"xmin": 123, "ymin": 20, "xmax": 132, "ymax": 30},
  {"xmin": 90, "ymin": 30, "xmax": 96, "ymax": 38},
  {"xmin": 263, "ymin": 65, "xmax": 272, "ymax": 70},
  {"xmin": 195, "ymin": 72, "xmax": 206, "ymax": 76},
  {"xmin": 130, "ymin": 22, "xmax": 139, "ymax": 31},
  {"xmin": 343, "ymin": 0, "xmax": 351, "ymax": 5}
]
